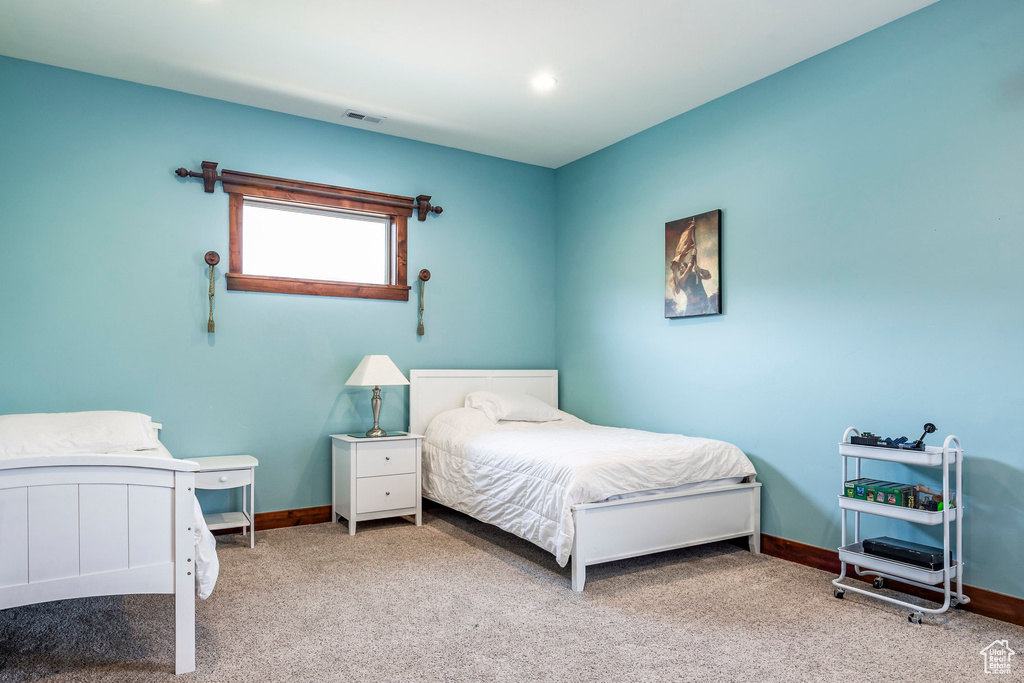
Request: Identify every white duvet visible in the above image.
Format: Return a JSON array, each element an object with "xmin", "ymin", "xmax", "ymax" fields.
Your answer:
[{"xmin": 422, "ymin": 407, "xmax": 757, "ymax": 566}]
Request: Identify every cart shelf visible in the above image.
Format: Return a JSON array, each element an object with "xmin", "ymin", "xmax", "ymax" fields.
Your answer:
[
  {"xmin": 837, "ymin": 496, "xmax": 961, "ymax": 525},
  {"xmin": 838, "ymin": 442, "xmax": 958, "ymax": 466},
  {"xmin": 838, "ymin": 542, "xmax": 959, "ymax": 586}
]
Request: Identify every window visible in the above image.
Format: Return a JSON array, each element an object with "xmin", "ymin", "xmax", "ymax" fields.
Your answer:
[
  {"xmin": 222, "ymin": 170, "xmax": 411, "ymax": 301},
  {"xmin": 242, "ymin": 199, "xmax": 391, "ymax": 284}
]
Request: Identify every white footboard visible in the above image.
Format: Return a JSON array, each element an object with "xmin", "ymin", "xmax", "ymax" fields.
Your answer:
[
  {"xmin": 570, "ymin": 481, "xmax": 761, "ymax": 591},
  {"xmin": 0, "ymin": 453, "xmax": 199, "ymax": 674}
]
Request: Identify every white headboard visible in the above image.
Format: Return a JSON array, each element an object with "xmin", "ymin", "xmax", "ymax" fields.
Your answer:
[{"xmin": 409, "ymin": 369, "xmax": 558, "ymax": 436}]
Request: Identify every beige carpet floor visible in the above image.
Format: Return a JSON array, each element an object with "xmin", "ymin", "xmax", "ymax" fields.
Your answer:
[{"xmin": 1, "ymin": 507, "xmax": 1020, "ymax": 682}]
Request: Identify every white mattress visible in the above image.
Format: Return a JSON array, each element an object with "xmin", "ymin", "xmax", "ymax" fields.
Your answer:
[{"xmin": 422, "ymin": 407, "xmax": 757, "ymax": 566}]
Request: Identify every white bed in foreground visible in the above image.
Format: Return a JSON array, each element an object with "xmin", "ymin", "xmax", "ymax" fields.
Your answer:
[
  {"xmin": 410, "ymin": 369, "xmax": 762, "ymax": 592},
  {"xmin": 0, "ymin": 414, "xmax": 214, "ymax": 675}
]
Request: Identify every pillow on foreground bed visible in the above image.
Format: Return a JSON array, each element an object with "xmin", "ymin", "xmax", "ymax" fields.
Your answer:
[
  {"xmin": 465, "ymin": 391, "xmax": 562, "ymax": 423},
  {"xmin": 0, "ymin": 411, "xmax": 161, "ymax": 457}
]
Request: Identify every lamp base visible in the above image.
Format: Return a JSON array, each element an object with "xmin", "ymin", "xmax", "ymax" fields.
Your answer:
[{"xmin": 367, "ymin": 386, "xmax": 386, "ymax": 437}]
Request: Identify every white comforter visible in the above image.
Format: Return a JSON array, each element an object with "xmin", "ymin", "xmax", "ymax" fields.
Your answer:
[{"xmin": 422, "ymin": 408, "xmax": 757, "ymax": 566}]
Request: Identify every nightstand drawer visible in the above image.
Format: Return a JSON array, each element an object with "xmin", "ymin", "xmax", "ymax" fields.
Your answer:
[
  {"xmin": 196, "ymin": 468, "xmax": 252, "ymax": 490},
  {"xmin": 356, "ymin": 473, "xmax": 417, "ymax": 513},
  {"xmin": 356, "ymin": 441, "xmax": 417, "ymax": 477}
]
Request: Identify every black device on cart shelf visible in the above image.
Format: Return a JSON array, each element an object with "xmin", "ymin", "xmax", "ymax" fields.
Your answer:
[
  {"xmin": 849, "ymin": 423, "xmax": 936, "ymax": 450},
  {"xmin": 862, "ymin": 536, "xmax": 947, "ymax": 571}
]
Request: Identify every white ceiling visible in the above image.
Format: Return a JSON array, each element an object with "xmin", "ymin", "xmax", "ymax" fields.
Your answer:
[{"xmin": 0, "ymin": 0, "xmax": 937, "ymax": 168}]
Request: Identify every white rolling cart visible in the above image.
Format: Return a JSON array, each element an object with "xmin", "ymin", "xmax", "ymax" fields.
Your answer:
[{"xmin": 832, "ymin": 427, "xmax": 969, "ymax": 624}]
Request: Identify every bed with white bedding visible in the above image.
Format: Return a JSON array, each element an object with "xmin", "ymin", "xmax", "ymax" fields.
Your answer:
[
  {"xmin": 411, "ymin": 369, "xmax": 762, "ymax": 591},
  {"xmin": 0, "ymin": 411, "xmax": 218, "ymax": 675}
]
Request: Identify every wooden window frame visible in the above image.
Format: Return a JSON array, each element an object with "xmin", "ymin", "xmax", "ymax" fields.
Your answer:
[{"xmin": 222, "ymin": 170, "xmax": 411, "ymax": 301}]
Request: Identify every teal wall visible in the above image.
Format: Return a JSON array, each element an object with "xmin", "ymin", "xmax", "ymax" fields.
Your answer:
[
  {"xmin": 3, "ymin": 0, "xmax": 1022, "ymax": 599},
  {"xmin": 554, "ymin": 0, "xmax": 1024, "ymax": 598},
  {"xmin": 0, "ymin": 57, "xmax": 556, "ymax": 514}
]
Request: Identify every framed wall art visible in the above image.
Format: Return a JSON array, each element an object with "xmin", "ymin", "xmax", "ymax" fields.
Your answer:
[{"xmin": 665, "ymin": 209, "xmax": 722, "ymax": 318}]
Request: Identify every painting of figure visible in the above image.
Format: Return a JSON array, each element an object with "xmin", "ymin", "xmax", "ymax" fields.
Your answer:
[{"xmin": 665, "ymin": 209, "xmax": 721, "ymax": 318}]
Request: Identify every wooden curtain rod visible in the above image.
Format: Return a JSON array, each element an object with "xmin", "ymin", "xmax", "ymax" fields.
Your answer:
[{"xmin": 174, "ymin": 161, "xmax": 443, "ymax": 221}]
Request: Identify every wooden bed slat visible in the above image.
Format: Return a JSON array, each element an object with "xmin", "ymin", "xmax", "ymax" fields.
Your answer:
[
  {"xmin": 0, "ymin": 564, "xmax": 173, "ymax": 610},
  {"xmin": 0, "ymin": 487, "xmax": 28, "ymax": 588},
  {"xmin": 0, "ymin": 466, "xmax": 174, "ymax": 490},
  {"xmin": 28, "ymin": 485, "xmax": 80, "ymax": 583},
  {"xmin": 129, "ymin": 485, "xmax": 172, "ymax": 568},
  {"xmin": 80, "ymin": 484, "xmax": 129, "ymax": 575}
]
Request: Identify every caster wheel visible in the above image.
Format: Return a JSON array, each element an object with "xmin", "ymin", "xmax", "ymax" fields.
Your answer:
[
  {"xmin": 950, "ymin": 598, "xmax": 960, "ymax": 609},
  {"xmin": 833, "ymin": 588, "xmax": 845, "ymax": 600},
  {"xmin": 908, "ymin": 612, "xmax": 923, "ymax": 625},
  {"xmin": 873, "ymin": 577, "xmax": 886, "ymax": 589}
]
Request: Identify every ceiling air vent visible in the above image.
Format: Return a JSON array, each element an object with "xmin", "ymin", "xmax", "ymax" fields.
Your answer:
[{"xmin": 343, "ymin": 109, "xmax": 386, "ymax": 125}]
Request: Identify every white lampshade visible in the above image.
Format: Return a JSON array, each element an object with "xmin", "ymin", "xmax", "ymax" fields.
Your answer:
[{"xmin": 345, "ymin": 355, "xmax": 410, "ymax": 387}]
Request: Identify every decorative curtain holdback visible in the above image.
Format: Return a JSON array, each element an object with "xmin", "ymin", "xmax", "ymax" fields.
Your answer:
[{"xmin": 204, "ymin": 251, "xmax": 219, "ymax": 333}]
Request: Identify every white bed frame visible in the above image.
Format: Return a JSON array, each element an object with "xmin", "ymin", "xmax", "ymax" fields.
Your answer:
[
  {"xmin": 410, "ymin": 369, "xmax": 762, "ymax": 592},
  {"xmin": 0, "ymin": 423, "xmax": 199, "ymax": 675}
]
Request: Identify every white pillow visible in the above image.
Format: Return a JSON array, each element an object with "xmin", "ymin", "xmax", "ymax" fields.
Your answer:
[
  {"xmin": 0, "ymin": 411, "xmax": 160, "ymax": 457},
  {"xmin": 464, "ymin": 391, "xmax": 561, "ymax": 423}
]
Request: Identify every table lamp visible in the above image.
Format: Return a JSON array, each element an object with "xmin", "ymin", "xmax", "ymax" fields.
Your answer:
[{"xmin": 345, "ymin": 355, "xmax": 410, "ymax": 437}]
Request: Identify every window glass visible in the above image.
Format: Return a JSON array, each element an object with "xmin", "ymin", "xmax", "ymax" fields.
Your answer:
[{"xmin": 241, "ymin": 199, "xmax": 390, "ymax": 285}]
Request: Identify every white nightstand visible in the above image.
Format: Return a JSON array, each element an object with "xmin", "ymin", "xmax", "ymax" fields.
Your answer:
[
  {"xmin": 192, "ymin": 455, "xmax": 259, "ymax": 548},
  {"xmin": 330, "ymin": 433, "xmax": 423, "ymax": 535}
]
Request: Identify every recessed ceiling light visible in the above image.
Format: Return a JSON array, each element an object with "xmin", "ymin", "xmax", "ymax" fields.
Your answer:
[{"xmin": 531, "ymin": 74, "xmax": 558, "ymax": 91}]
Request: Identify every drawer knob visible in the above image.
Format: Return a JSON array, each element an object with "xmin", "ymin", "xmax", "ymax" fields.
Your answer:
[
  {"xmin": 385, "ymin": 456, "xmax": 390, "ymax": 460},
  {"xmin": 219, "ymin": 476, "xmax": 228, "ymax": 482},
  {"xmin": 385, "ymin": 491, "xmax": 390, "ymax": 496}
]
